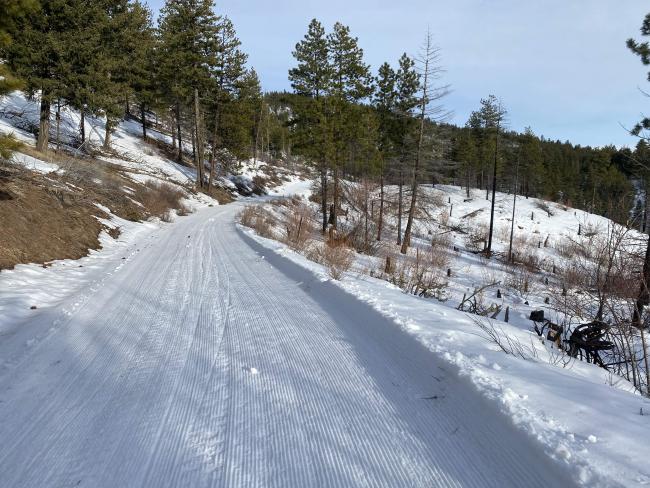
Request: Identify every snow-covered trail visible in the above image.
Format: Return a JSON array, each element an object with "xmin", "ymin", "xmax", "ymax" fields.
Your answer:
[{"xmin": 0, "ymin": 204, "xmax": 575, "ymax": 488}]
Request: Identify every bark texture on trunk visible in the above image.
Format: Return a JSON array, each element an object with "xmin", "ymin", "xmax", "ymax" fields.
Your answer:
[
  {"xmin": 194, "ymin": 89, "xmax": 204, "ymax": 188},
  {"xmin": 633, "ymin": 237, "xmax": 650, "ymax": 326},
  {"xmin": 320, "ymin": 165, "xmax": 328, "ymax": 234},
  {"xmin": 103, "ymin": 119, "xmax": 113, "ymax": 151},
  {"xmin": 377, "ymin": 170, "xmax": 384, "ymax": 241},
  {"xmin": 486, "ymin": 123, "xmax": 500, "ymax": 256},
  {"xmin": 208, "ymin": 105, "xmax": 221, "ymax": 191},
  {"xmin": 332, "ymin": 166, "xmax": 339, "ymax": 230},
  {"xmin": 397, "ymin": 169, "xmax": 403, "ymax": 245},
  {"xmin": 141, "ymin": 103, "xmax": 147, "ymax": 141},
  {"xmin": 36, "ymin": 97, "xmax": 51, "ymax": 152},
  {"xmin": 78, "ymin": 110, "xmax": 86, "ymax": 144},
  {"xmin": 176, "ymin": 103, "xmax": 183, "ymax": 162}
]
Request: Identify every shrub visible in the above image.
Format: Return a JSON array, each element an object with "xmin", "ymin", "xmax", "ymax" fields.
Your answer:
[
  {"xmin": 535, "ymin": 200, "xmax": 555, "ymax": 216},
  {"xmin": 133, "ymin": 180, "xmax": 186, "ymax": 219},
  {"xmin": 283, "ymin": 202, "xmax": 315, "ymax": 251},
  {"xmin": 385, "ymin": 251, "xmax": 449, "ymax": 300},
  {"xmin": 320, "ymin": 242, "xmax": 355, "ymax": 280},
  {"xmin": 464, "ymin": 222, "xmax": 488, "ymax": 252},
  {"xmin": 238, "ymin": 205, "xmax": 275, "ymax": 238},
  {"xmin": 505, "ymin": 265, "xmax": 534, "ymax": 297}
]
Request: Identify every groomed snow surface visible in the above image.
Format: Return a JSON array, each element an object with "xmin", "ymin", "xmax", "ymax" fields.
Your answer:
[
  {"xmin": 0, "ymin": 202, "xmax": 579, "ymax": 488},
  {"xmin": 244, "ymin": 183, "xmax": 650, "ymax": 487}
]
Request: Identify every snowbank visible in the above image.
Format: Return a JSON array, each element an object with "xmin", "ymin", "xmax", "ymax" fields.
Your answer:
[{"xmin": 242, "ymin": 224, "xmax": 650, "ymax": 488}]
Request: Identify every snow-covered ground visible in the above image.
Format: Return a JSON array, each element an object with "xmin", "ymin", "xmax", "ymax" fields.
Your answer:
[
  {"xmin": 2, "ymin": 88, "xmax": 647, "ymax": 486},
  {"xmin": 246, "ymin": 225, "xmax": 650, "ymax": 487},
  {"xmin": 1, "ymin": 91, "xmax": 311, "ymax": 196},
  {"xmin": 0, "ymin": 202, "xmax": 577, "ymax": 487},
  {"xmin": 240, "ymin": 182, "xmax": 650, "ymax": 487}
]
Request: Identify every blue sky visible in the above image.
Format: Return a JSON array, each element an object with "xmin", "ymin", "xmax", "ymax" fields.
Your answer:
[{"xmin": 146, "ymin": 0, "xmax": 650, "ymax": 149}]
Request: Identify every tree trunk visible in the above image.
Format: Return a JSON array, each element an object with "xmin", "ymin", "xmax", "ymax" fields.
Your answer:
[
  {"xmin": 633, "ymin": 236, "xmax": 650, "ymax": 326},
  {"xmin": 253, "ymin": 103, "xmax": 263, "ymax": 166},
  {"xmin": 175, "ymin": 102, "xmax": 183, "ymax": 162},
  {"xmin": 55, "ymin": 100, "xmax": 61, "ymax": 153},
  {"xmin": 141, "ymin": 102, "xmax": 147, "ymax": 141},
  {"xmin": 80, "ymin": 110, "xmax": 85, "ymax": 144},
  {"xmin": 103, "ymin": 118, "xmax": 112, "ymax": 151},
  {"xmin": 401, "ymin": 42, "xmax": 433, "ymax": 255},
  {"xmin": 401, "ymin": 99, "xmax": 427, "ymax": 254},
  {"xmin": 508, "ymin": 158, "xmax": 519, "ymax": 263},
  {"xmin": 364, "ymin": 181, "xmax": 369, "ymax": 252},
  {"xmin": 171, "ymin": 111, "xmax": 177, "ymax": 149},
  {"xmin": 640, "ymin": 326, "xmax": 650, "ymax": 396},
  {"xmin": 397, "ymin": 168, "xmax": 403, "ymax": 245},
  {"xmin": 36, "ymin": 96, "xmax": 51, "ymax": 153},
  {"xmin": 193, "ymin": 88, "xmax": 204, "ymax": 188},
  {"xmin": 377, "ymin": 168, "xmax": 384, "ymax": 241},
  {"xmin": 641, "ymin": 184, "xmax": 650, "ymax": 233},
  {"xmin": 208, "ymin": 104, "xmax": 221, "ymax": 191},
  {"xmin": 400, "ymin": 160, "xmax": 419, "ymax": 254},
  {"xmin": 125, "ymin": 96, "xmax": 130, "ymax": 117},
  {"xmin": 320, "ymin": 165, "xmax": 328, "ymax": 234},
  {"xmin": 486, "ymin": 122, "xmax": 500, "ymax": 256},
  {"xmin": 332, "ymin": 165, "xmax": 339, "ymax": 230}
]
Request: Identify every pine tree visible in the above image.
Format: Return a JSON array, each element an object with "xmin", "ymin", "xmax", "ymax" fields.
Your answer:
[
  {"xmin": 326, "ymin": 22, "xmax": 373, "ymax": 230},
  {"xmin": 158, "ymin": 0, "xmax": 220, "ymax": 182},
  {"xmin": 0, "ymin": 0, "xmax": 36, "ymax": 157},
  {"xmin": 477, "ymin": 95, "xmax": 507, "ymax": 257},
  {"xmin": 373, "ymin": 62, "xmax": 397, "ymax": 241},
  {"xmin": 60, "ymin": 2, "xmax": 112, "ymax": 146},
  {"xmin": 289, "ymin": 19, "xmax": 330, "ymax": 100},
  {"xmin": 394, "ymin": 53, "xmax": 420, "ymax": 245},
  {"xmin": 206, "ymin": 16, "xmax": 247, "ymax": 189},
  {"xmin": 628, "ymin": 13, "xmax": 650, "ymax": 141},
  {"xmin": 96, "ymin": 1, "xmax": 158, "ymax": 149},
  {"xmin": 219, "ymin": 68, "xmax": 261, "ymax": 160},
  {"xmin": 519, "ymin": 127, "xmax": 543, "ymax": 197},
  {"xmin": 0, "ymin": 0, "xmax": 36, "ymax": 95},
  {"xmin": 5, "ymin": 0, "xmax": 90, "ymax": 151},
  {"xmin": 127, "ymin": 2, "xmax": 158, "ymax": 141},
  {"xmin": 289, "ymin": 19, "xmax": 332, "ymax": 233},
  {"xmin": 453, "ymin": 127, "xmax": 476, "ymax": 198}
]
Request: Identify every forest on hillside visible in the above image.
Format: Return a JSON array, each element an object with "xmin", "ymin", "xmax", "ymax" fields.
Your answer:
[{"xmin": 1, "ymin": 0, "xmax": 649, "ymax": 229}]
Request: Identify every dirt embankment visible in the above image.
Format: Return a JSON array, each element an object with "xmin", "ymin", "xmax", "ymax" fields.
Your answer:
[{"xmin": 0, "ymin": 153, "xmax": 188, "ymax": 270}]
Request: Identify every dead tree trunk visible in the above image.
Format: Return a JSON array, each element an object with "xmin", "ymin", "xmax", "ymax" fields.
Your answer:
[{"xmin": 400, "ymin": 61, "xmax": 429, "ymax": 254}]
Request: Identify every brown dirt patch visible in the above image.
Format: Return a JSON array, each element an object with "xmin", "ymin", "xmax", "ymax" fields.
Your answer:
[
  {"xmin": 0, "ymin": 165, "xmax": 105, "ymax": 269},
  {"xmin": 0, "ymin": 153, "xmax": 192, "ymax": 270}
]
